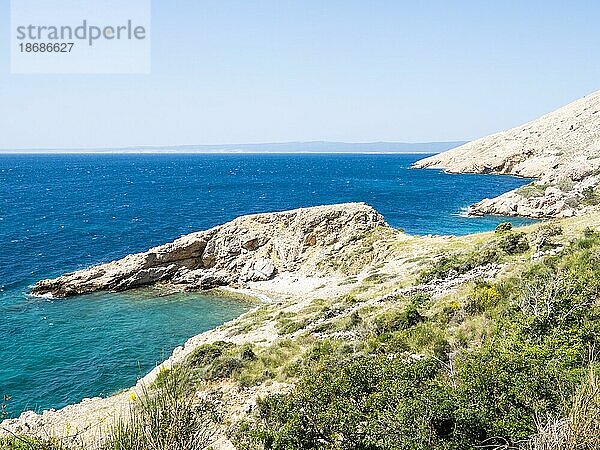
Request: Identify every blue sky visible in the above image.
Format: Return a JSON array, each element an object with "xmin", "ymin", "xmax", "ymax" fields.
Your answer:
[{"xmin": 1, "ymin": 0, "xmax": 599, "ymax": 150}]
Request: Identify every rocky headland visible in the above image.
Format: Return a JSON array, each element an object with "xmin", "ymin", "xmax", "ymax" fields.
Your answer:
[
  {"xmin": 413, "ymin": 90, "xmax": 600, "ymax": 218},
  {"xmin": 31, "ymin": 203, "xmax": 386, "ymax": 299}
]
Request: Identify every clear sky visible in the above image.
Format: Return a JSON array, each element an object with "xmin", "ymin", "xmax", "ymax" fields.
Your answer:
[{"xmin": 1, "ymin": 0, "xmax": 599, "ymax": 150}]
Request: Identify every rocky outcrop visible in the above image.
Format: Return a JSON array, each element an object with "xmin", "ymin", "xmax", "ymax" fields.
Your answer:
[
  {"xmin": 31, "ymin": 203, "xmax": 387, "ymax": 298},
  {"xmin": 413, "ymin": 90, "xmax": 600, "ymax": 218}
]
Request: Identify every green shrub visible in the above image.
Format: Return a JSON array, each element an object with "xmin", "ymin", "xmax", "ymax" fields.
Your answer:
[
  {"xmin": 465, "ymin": 281, "xmax": 502, "ymax": 314},
  {"xmin": 277, "ymin": 317, "xmax": 310, "ymax": 335},
  {"xmin": 232, "ymin": 356, "xmax": 458, "ymax": 450},
  {"xmin": 498, "ymin": 231, "xmax": 529, "ymax": 255},
  {"xmin": 534, "ymin": 223, "xmax": 563, "ymax": 252},
  {"xmin": 186, "ymin": 341, "xmax": 234, "ymax": 368},
  {"xmin": 581, "ymin": 186, "xmax": 600, "ymax": 206},
  {"xmin": 374, "ymin": 304, "xmax": 425, "ymax": 334},
  {"xmin": 409, "ymin": 292, "xmax": 432, "ymax": 307},
  {"xmin": 418, "ymin": 246, "xmax": 501, "ymax": 283},
  {"xmin": 577, "ymin": 227, "xmax": 600, "ymax": 249},
  {"xmin": 401, "ymin": 322, "xmax": 450, "ymax": 360},
  {"xmin": 434, "ymin": 298, "xmax": 462, "ymax": 325},
  {"xmin": 495, "ymin": 222, "xmax": 513, "ymax": 233}
]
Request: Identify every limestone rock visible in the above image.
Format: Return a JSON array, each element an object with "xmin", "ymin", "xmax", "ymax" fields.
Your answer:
[
  {"xmin": 31, "ymin": 203, "xmax": 387, "ymax": 298},
  {"xmin": 414, "ymin": 90, "xmax": 600, "ymax": 218},
  {"xmin": 240, "ymin": 258, "xmax": 276, "ymax": 282}
]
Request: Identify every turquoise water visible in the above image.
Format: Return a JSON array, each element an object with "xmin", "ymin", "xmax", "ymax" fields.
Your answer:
[
  {"xmin": 2, "ymin": 290, "xmax": 250, "ymax": 416},
  {"xmin": 0, "ymin": 153, "xmax": 535, "ymax": 416}
]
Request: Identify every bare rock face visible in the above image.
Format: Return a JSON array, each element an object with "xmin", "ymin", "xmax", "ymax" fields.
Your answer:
[
  {"xmin": 31, "ymin": 203, "xmax": 387, "ymax": 298},
  {"xmin": 413, "ymin": 90, "xmax": 600, "ymax": 218},
  {"xmin": 240, "ymin": 258, "xmax": 276, "ymax": 282}
]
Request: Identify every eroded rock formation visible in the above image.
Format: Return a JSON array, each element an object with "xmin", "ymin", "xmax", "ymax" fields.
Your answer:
[{"xmin": 31, "ymin": 203, "xmax": 387, "ymax": 298}]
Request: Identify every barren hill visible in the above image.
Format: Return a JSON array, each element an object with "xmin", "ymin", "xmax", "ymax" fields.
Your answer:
[{"xmin": 414, "ymin": 90, "xmax": 600, "ymax": 218}]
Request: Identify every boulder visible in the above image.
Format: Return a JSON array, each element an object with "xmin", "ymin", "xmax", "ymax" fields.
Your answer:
[{"xmin": 240, "ymin": 259, "xmax": 276, "ymax": 282}]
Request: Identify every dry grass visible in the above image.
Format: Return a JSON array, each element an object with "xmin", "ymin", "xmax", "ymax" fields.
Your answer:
[
  {"xmin": 525, "ymin": 368, "xmax": 600, "ymax": 450},
  {"xmin": 100, "ymin": 369, "xmax": 218, "ymax": 450}
]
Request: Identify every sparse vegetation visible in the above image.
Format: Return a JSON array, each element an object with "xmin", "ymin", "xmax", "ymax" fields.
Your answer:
[
  {"xmin": 417, "ymin": 245, "xmax": 501, "ymax": 283},
  {"xmin": 233, "ymin": 229, "xmax": 600, "ymax": 449},
  {"xmin": 517, "ymin": 182, "xmax": 548, "ymax": 198},
  {"xmin": 581, "ymin": 186, "xmax": 600, "ymax": 206},
  {"xmin": 101, "ymin": 368, "xmax": 219, "ymax": 450}
]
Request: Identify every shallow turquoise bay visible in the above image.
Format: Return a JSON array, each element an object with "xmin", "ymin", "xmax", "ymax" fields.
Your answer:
[{"xmin": 1, "ymin": 289, "xmax": 250, "ymax": 416}]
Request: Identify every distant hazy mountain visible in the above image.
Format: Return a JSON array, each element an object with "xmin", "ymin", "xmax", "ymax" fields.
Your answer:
[{"xmin": 3, "ymin": 141, "xmax": 466, "ymax": 154}]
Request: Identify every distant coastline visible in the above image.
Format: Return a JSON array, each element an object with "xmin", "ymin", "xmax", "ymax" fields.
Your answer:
[{"xmin": 0, "ymin": 140, "xmax": 466, "ymax": 154}]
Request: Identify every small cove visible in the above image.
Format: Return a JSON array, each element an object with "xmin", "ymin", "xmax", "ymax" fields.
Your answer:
[{"xmin": 0, "ymin": 153, "xmax": 537, "ymax": 416}]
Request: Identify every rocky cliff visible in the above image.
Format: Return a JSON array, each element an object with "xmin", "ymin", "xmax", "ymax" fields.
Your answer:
[
  {"xmin": 31, "ymin": 203, "xmax": 387, "ymax": 298},
  {"xmin": 413, "ymin": 90, "xmax": 600, "ymax": 218}
]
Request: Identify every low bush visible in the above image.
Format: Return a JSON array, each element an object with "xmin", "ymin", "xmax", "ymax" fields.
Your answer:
[
  {"xmin": 534, "ymin": 223, "xmax": 563, "ymax": 252},
  {"xmin": 495, "ymin": 222, "xmax": 513, "ymax": 233},
  {"xmin": 277, "ymin": 316, "xmax": 310, "ymax": 335},
  {"xmin": 418, "ymin": 246, "xmax": 501, "ymax": 283},
  {"xmin": 374, "ymin": 304, "xmax": 425, "ymax": 334},
  {"xmin": 498, "ymin": 231, "xmax": 530, "ymax": 255},
  {"xmin": 465, "ymin": 281, "xmax": 502, "ymax": 314},
  {"xmin": 581, "ymin": 187, "xmax": 600, "ymax": 206},
  {"xmin": 186, "ymin": 341, "xmax": 234, "ymax": 368}
]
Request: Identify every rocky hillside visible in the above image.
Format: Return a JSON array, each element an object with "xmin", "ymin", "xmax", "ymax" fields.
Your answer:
[
  {"xmin": 31, "ymin": 203, "xmax": 387, "ymax": 298},
  {"xmin": 414, "ymin": 90, "xmax": 600, "ymax": 218}
]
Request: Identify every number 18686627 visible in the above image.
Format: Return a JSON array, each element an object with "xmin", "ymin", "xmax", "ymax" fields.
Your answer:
[{"xmin": 20, "ymin": 42, "xmax": 74, "ymax": 52}]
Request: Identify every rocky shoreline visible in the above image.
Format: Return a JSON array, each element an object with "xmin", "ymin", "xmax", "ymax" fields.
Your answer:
[{"xmin": 414, "ymin": 90, "xmax": 600, "ymax": 219}]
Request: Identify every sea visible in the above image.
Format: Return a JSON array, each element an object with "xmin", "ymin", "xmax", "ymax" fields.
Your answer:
[{"xmin": 0, "ymin": 153, "xmax": 535, "ymax": 416}]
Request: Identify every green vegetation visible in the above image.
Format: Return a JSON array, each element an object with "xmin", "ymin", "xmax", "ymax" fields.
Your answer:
[
  {"xmin": 417, "ymin": 245, "xmax": 501, "ymax": 283},
  {"xmin": 373, "ymin": 298, "xmax": 425, "ymax": 334},
  {"xmin": 233, "ymin": 230, "xmax": 600, "ymax": 449},
  {"xmin": 495, "ymin": 221, "xmax": 513, "ymax": 233},
  {"xmin": 1, "ymin": 369, "xmax": 218, "ymax": 450},
  {"xmin": 497, "ymin": 231, "xmax": 530, "ymax": 254},
  {"xmin": 101, "ymin": 369, "xmax": 218, "ymax": 450},
  {"xmin": 181, "ymin": 337, "xmax": 309, "ymax": 389},
  {"xmin": 517, "ymin": 182, "xmax": 548, "ymax": 198},
  {"xmin": 581, "ymin": 186, "xmax": 600, "ymax": 206},
  {"xmin": 0, "ymin": 437, "xmax": 67, "ymax": 450}
]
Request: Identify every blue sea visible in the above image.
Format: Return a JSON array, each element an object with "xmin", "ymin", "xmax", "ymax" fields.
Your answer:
[{"xmin": 0, "ymin": 153, "xmax": 535, "ymax": 417}]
